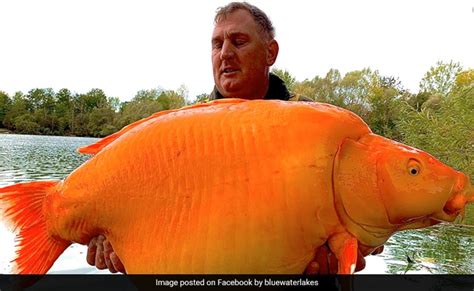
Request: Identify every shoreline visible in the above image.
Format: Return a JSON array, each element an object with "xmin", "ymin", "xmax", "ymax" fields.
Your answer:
[
  {"xmin": 0, "ymin": 128, "xmax": 12, "ymax": 134},
  {"xmin": 0, "ymin": 128, "xmax": 99, "ymax": 138}
]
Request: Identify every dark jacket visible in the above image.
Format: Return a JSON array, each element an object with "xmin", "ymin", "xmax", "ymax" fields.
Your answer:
[{"xmin": 209, "ymin": 73, "xmax": 313, "ymax": 102}]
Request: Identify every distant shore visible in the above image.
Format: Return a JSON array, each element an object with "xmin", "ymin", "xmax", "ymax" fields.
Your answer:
[
  {"xmin": 0, "ymin": 128, "xmax": 12, "ymax": 134},
  {"xmin": 0, "ymin": 129, "xmax": 96, "ymax": 138}
]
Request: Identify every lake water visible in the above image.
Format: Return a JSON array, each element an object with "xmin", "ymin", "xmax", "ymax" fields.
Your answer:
[{"xmin": 0, "ymin": 134, "xmax": 472, "ymax": 274}]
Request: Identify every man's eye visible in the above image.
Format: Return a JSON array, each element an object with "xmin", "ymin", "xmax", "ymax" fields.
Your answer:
[
  {"xmin": 234, "ymin": 39, "xmax": 246, "ymax": 46},
  {"xmin": 212, "ymin": 42, "xmax": 222, "ymax": 49}
]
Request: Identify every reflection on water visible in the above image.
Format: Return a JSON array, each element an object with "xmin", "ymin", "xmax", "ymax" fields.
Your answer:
[
  {"xmin": 0, "ymin": 134, "xmax": 97, "ymax": 186},
  {"xmin": 0, "ymin": 134, "xmax": 472, "ymax": 274},
  {"xmin": 384, "ymin": 222, "xmax": 474, "ymax": 274}
]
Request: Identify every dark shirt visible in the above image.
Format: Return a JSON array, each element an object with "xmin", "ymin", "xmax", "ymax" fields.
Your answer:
[{"xmin": 209, "ymin": 73, "xmax": 312, "ymax": 102}]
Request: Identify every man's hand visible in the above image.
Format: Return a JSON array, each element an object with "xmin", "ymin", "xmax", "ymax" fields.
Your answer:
[
  {"xmin": 86, "ymin": 235, "xmax": 125, "ymax": 274},
  {"xmin": 304, "ymin": 244, "xmax": 384, "ymax": 274}
]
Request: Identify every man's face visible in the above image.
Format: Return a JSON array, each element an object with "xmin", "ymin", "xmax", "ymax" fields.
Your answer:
[{"xmin": 211, "ymin": 9, "xmax": 278, "ymax": 99}]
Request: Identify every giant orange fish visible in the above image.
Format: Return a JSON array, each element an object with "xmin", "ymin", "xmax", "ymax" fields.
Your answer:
[{"xmin": 0, "ymin": 99, "xmax": 472, "ymax": 274}]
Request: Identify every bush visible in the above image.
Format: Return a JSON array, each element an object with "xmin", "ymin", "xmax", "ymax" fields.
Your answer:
[{"xmin": 14, "ymin": 116, "xmax": 41, "ymax": 134}]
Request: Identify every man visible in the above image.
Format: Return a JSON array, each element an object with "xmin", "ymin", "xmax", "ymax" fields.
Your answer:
[
  {"xmin": 209, "ymin": 2, "xmax": 311, "ymax": 102},
  {"xmin": 87, "ymin": 2, "xmax": 381, "ymax": 274}
]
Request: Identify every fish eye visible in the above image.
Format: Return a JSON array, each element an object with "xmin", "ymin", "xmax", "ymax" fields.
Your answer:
[
  {"xmin": 407, "ymin": 159, "xmax": 421, "ymax": 176},
  {"xmin": 409, "ymin": 167, "xmax": 419, "ymax": 175}
]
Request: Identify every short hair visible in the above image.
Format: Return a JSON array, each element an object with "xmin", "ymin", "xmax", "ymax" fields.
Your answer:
[{"xmin": 214, "ymin": 2, "xmax": 275, "ymax": 40}]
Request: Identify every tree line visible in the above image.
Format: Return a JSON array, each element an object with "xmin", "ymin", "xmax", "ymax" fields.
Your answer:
[
  {"xmin": 0, "ymin": 86, "xmax": 188, "ymax": 138},
  {"xmin": 0, "ymin": 60, "xmax": 472, "ymax": 177}
]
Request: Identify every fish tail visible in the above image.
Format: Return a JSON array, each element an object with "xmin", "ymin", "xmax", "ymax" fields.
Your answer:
[{"xmin": 0, "ymin": 181, "xmax": 70, "ymax": 274}]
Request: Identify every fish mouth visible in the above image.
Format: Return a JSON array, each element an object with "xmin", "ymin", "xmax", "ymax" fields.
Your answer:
[
  {"xmin": 432, "ymin": 205, "xmax": 461, "ymax": 223},
  {"xmin": 433, "ymin": 179, "xmax": 474, "ymax": 223}
]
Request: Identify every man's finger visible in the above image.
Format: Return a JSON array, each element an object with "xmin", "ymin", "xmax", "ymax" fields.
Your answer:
[
  {"xmin": 371, "ymin": 246, "xmax": 384, "ymax": 255},
  {"xmin": 95, "ymin": 235, "xmax": 107, "ymax": 270},
  {"xmin": 104, "ymin": 257, "xmax": 117, "ymax": 273},
  {"xmin": 315, "ymin": 245, "xmax": 330, "ymax": 274},
  {"xmin": 86, "ymin": 237, "xmax": 98, "ymax": 266},
  {"xmin": 103, "ymin": 239, "xmax": 117, "ymax": 273},
  {"xmin": 304, "ymin": 261, "xmax": 319, "ymax": 275},
  {"xmin": 110, "ymin": 253, "xmax": 126, "ymax": 274},
  {"xmin": 328, "ymin": 251, "xmax": 338, "ymax": 274}
]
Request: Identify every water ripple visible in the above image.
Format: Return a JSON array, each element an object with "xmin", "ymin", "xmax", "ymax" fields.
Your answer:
[{"xmin": 0, "ymin": 134, "xmax": 97, "ymax": 186}]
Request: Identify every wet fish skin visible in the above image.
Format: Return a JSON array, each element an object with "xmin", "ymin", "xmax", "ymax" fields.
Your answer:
[{"xmin": 0, "ymin": 99, "xmax": 471, "ymax": 274}]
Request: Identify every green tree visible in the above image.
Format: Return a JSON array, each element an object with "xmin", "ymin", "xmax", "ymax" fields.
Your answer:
[
  {"xmin": 87, "ymin": 106, "xmax": 117, "ymax": 137},
  {"xmin": 0, "ymin": 91, "xmax": 12, "ymax": 127},
  {"xmin": 292, "ymin": 78, "xmax": 319, "ymax": 100},
  {"xmin": 193, "ymin": 93, "xmax": 210, "ymax": 104},
  {"xmin": 133, "ymin": 88, "xmax": 163, "ymax": 102},
  {"xmin": 3, "ymin": 92, "xmax": 28, "ymax": 130},
  {"xmin": 314, "ymin": 69, "xmax": 342, "ymax": 103},
  {"xmin": 71, "ymin": 89, "xmax": 109, "ymax": 136},
  {"xmin": 76, "ymin": 89, "xmax": 108, "ymax": 113},
  {"xmin": 405, "ymin": 91, "xmax": 431, "ymax": 111},
  {"xmin": 451, "ymin": 69, "xmax": 474, "ymax": 94},
  {"xmin": 177, "ymin": 84, "xmax": 189, "ymax": 105},
  {"xmin": 366, "ymin": 75, "xmax": 406, "ymax": 140},
  {"xmin": 26, "ymin": 88, "xmax": 56, "ymax": 113},
  {"xmin": 55, "ymin": 88, "xmax": 74, "ymax": 134},
  {"xmin": 108, "ymin": 96, "xmax": 121, "ymax": 112},
  {"xmin": 71, "ymin": 112, "xmax": 89, "ymax": 136},
  {"xmin": 157, "ymin": 90, "xmax": 186, "ymax": 110},
  {"xmin": 332, "ymin": 68, "xmax": 376, "ymax": 120},
  {"xmin": 23, "ymin": 88, "xmax": 58, "ymax": 133},
  {"xmin": 14, "ymin": 113, "xmax": 41, "ymax": 134},
  {"xmin": 292, "ymin": 69, "xmax": 343, "ymax": 104},
  {"xmin": 419, "ymin": 61, "xmax": 462, "ymax": 96},
  {"xmin": 116, "ymin": 100, "xmax": 163, "ymax": 129}
]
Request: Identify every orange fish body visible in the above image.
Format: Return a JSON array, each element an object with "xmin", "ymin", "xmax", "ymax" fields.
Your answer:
[{"xmin": 0, "ymin": 99, "xmax": 472, "ymax": 274}]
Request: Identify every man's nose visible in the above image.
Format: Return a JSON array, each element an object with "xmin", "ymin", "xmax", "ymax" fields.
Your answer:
[{"xmin": 220, "ymin": 40, "xmax": 235, "ymax": 60}]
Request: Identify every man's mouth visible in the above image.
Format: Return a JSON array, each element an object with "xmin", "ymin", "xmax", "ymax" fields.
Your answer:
[{"xmin": 222, "ymin": 68, "xmax": 239, "ymax": 74}]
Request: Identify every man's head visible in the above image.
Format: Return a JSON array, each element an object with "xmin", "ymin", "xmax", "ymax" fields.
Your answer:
[{"xmin": 212, "ymin": 2, "xmax": 279, "ymax": 99}]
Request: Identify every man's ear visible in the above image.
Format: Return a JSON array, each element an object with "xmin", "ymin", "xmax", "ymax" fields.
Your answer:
[{"xmin": 266, "ymin": 39, "xmax": 279, "ymax": 66}]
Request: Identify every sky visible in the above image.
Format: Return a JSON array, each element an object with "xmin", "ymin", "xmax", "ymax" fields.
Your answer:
[{"xmin": 0, "ymin": 0, "xmax": 472, "ymax": 102}]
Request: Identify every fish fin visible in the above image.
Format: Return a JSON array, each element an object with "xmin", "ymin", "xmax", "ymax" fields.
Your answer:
[
  {"xmin": 328, "ymin": 232, "xmax": 358, "ymax": 274},
  {"xmin": 0, "ymin": 181, "xmax": 71, "ymax": 274},
  {"xmin": 77, "ymin": 98, "xmax": 248, "ymax": 155}
]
